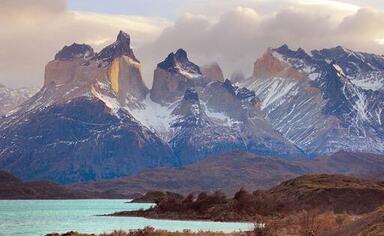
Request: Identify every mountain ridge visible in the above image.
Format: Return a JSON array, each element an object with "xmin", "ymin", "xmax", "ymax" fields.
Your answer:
[
  {"xmin": 72, "ymin": 151, "xmax": 384, "ymax": 196},
  {"xmin": 0, "ymin": 32, "xmax": 383, "ymax": 184}
]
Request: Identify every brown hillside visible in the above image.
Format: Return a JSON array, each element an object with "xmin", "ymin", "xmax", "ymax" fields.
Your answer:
[
  {"xmin": 266, "ymin": 174, "xmax": 384, "ymax": 214},
  {"xmin": 111, "ymin": 174, "xmax": 384, "ymax": 222},
  {"xmin": 325, "ymin": 207, "xmax": 384, "ymax": 236},
  {"xmin": 0, "ymin": 171, "xmax": 133, "ymax": 199},
  {"xmin": 74, "ymin": 151, "xmax": 384, "ymax": 196}
]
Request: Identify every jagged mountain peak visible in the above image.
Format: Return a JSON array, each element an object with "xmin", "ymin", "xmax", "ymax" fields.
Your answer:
[
  {"xmin": 116, "ymin": 30, "xmax": 131, "ymax": 44},
  {"xmin": 313, "ymin": 45, "xmax": 351, "ymax": 56},
  {"xmin": 43, "ymin": 31, "xmax": 148, "ymax": 107},
  {"xmin": 253, "ymin": 47, "xmax": 306, "ymax": 80},
  {"xmin": 273, "ymin": 45, "xmax": 311, "ymax": 61},
  {"xmin": 242, "ymin": 44, "xmax": 384, "ymax": 156},
  {"xmin": 171, "ymin": 88, "xmax": 203, "ymax": 127},
  {"xmin": 96, "ymin": 30, "xmax": 138, "ymax": 63},
  {"xmin": 158, "ymin": 52, "xmax": 177, "ymax": 70},
  {"xmin": 222, "ymin": 79, "xmax": 257, "ymax": 105},
  {"xmin": 311, "ymin": 46, "xmax": 384, "ymax": 75},
  {"xmin": 276, "ymin": 44, "xmax": 289, "ymax": 51},
  {"xmin": 175, "ymin": 48, "xmax": 188, "ymax": 61},
  {"xmin": 157, "ymin": 48, "xmax": 201, "ymax": 75},
  {"xmin": 151, "ymin": 49, "xmax": 203, "ymax": 104},
  {"xmin": 223, "ymin": 79, "xmax": 236, "ymax": 94},
  {"xmin": 54, "ymin": 43, "xmax": 94, "ymax": 60}
]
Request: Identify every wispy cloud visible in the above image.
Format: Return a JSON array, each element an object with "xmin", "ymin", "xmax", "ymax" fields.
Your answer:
[
  {"xmin": 1, "ymin": 0, "xmax": 384, "ymax": 88},
  {"xmin": 0, "ymin": 0, "xmax": 170, "ymax": 88},
  {"xmin": 137, "ymin": 1, "xmax": 384, "ymax": 83}
]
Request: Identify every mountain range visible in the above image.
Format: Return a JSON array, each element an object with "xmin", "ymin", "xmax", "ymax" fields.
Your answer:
[{"xmin": 0, "ymin": 30, "xmax": 383, "ymax": 184}]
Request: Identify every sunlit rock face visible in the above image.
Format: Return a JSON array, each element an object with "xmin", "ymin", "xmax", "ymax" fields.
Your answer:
[
  {"xmin": 108, "ymin": 56, "xmax": 148, "ymax": 103},
  {"xmin": 241, "ymin": 45, "xmax": 384, "ymax": 156},
  {"xmin": 253, "ymin": 48, "xmax": 305, "ymax": 80},
  {"xmin": 96, "ymin": 31, "xmax": 139, "ymax": 63},
  {"xmin": 150, "ymin": 49, "xmax": 204, "ymax": 104},
  {"xmin": 201, "ymin": 62, "xmax": 225, "ymax": 82},
  {"xmin": 44, "ymin": 31, "xmax": 148, "ymax": 108}
]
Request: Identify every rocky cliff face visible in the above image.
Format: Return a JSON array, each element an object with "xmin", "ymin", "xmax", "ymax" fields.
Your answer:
[
  {"xmin": 131, "ymin": 50, "xmax": 303, "ymax": 163},
  {"xmin": 169, "ymin": 88, "xmax": 247, "ymax": 164},
  {"xmin": 150, "ymin": 49, "xmax": 204, "ymax": 104},
  {"xmin": 44, "ymin": 30, "xmax": 148, "ymax": 108},
  {"xmin": 201, "ymin": 62, "xmax": 225, "ymax": 82},
  {"xmin": 241, "ymin": 45, "xmax": 384, "ymax": 156},
  {"xmin": 1, "ymin": 34, "xmax": 383, "ymax": 184},
  {"xmin": 0, "ymin": 31, "xmax": 177, "ymax": 184}
]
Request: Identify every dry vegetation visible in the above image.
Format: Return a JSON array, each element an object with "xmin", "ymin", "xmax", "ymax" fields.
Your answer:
[
  {"xmin": 49, "ymin": 174, "xmax": 384, "ymax": 236},
  {"xmin": 46, "ymin": 227, "xmax": 256, "ymax": 236},
  {"xmin": 112, "ymin": 174, "xmax": 384, "ymax": 222}
]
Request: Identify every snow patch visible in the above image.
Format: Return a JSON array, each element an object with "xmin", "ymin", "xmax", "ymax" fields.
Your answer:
[
  {"xmin": 202, "ymin": 102, "xmax": 240, "ymax": 127},
  {"xmin": 128, "ymin": 95, "xmax": 177, "ymax": 139},
  {"xmin": 91, "ymin": 86, "xmax": 120, "ymax": 115},
  {"xmin": 350, "ymin": 73, "xmax": 384, "ymax": 91},
  {"xmin": 261, "ymin": 79, "xmax": 297, "ymax": 110},
  {"xmin": 333, "ymin": 64, "xmax": 346, "ymax": 77}
]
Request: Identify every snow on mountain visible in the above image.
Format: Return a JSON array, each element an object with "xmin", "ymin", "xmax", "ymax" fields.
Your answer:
[
  {"xmin": 0, "ymin": 31, "xmax": 178, "ymax": 184},
  {"xmin": 128, "ymin": 94, "xmax": 178, "ymax": 140},
  {"xmin": 150, "ymin": 49, "xmax": 205, "ymax": 104},
  {"xmin": 241, "ymin": 45, "xmax": 384, "ymax": 156},
  {"xmin": 0, "ymin": 84, "xmax": 38, "ymax": 115},
  {"xmin": 1, "ymin": 32, "xmax": 383, "ymax": 184},
  {"xmin": 350, "ymin": 73, "xmax": 384, "ymax": 91}
]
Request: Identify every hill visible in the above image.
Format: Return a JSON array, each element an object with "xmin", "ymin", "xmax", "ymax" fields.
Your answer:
[
  {"xmin": 111, "ymin": 174, "xmax": 384, "ymax": 221},
  {"xmin": 73, "ymin": 151, "xmax": 384, "ymax": 196},
  {"xmin": 0, "ymin": 171, "xmax": 133, "ymax": 199}
]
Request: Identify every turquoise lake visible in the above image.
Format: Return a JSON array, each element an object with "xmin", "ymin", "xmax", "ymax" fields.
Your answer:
[{"xmin": 0, "ymin": 200, "xmax": 254, "ymax": 236}]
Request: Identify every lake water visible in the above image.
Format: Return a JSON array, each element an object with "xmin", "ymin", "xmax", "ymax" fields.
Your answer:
[{"xmin": 0, "ymin": 200, "xmax": 254, "ymax": 236}]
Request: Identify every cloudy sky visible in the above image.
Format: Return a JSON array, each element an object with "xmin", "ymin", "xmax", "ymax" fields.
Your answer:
[{"xmin": 1, "ymin": 0, "xmax": 384, "ymax": 88}]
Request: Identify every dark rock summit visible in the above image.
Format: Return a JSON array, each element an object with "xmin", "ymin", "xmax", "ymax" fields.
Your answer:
[
  {"xmin": 54, "ymin": 43, "xmax": 94, "ymax": 60},
  {"xmin": 96, "ymin": 30, "xmax": 138, "ymax": 62},
  {"xmin": 151, "ymin": 49, "xmax": 203, "ymax": 104},
  {"xmin": 158, "ymin": 49, "xmax": 201, "ymax": 75},
  {"xmin": 169, "ymin": 89, "xmax": 247, "ymax": 164}
]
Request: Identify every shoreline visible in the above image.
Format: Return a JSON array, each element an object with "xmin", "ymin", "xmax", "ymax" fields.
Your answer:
[{"xmin": 105, "ymin": 213, "xmax": 263, "ymax": 226}]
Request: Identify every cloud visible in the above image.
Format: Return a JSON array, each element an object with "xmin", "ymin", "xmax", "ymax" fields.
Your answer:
[
  {"xmin": 137, "ymin": 1, "xmax": 384, "ymax": 84},
  {"xmin": 1, "ymin": 0, "xmax": 384, "ymax": 89},
  {"xmin": 0, "ymin": 0, "xmax": 170, "ymax": 88}
]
